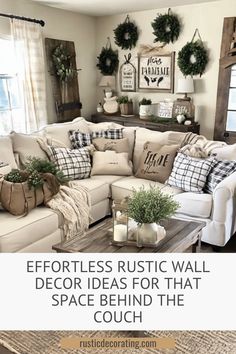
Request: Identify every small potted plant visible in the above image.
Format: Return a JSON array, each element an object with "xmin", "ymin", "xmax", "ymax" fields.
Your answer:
[
  {"xmin": 139, "ymin": 98, "xmax": 152, "ymax": 119},
  {"xmin": 117, "ymin": 96, "xmax": 133, "ymax": 115},
  {"xmin": 127, "ymin": 186, "xmax": 179, "ymax": 245}
]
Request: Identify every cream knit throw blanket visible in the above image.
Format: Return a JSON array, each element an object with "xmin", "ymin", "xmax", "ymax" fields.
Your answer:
[{"xmin": 47, "ymin": 181, "xmax": 91, "ymax": 240}]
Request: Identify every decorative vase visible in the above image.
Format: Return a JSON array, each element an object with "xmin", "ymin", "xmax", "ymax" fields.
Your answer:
[
  {"xmin": 120, "ymin": 102, "xmax": 133, "ymax": 115},
  {"xmin": 137, "ymin": 223, "xmax": 166, "ymax": 245},
  {"xmin": 176, "ymin": 114, "xmax": 186, "ymax": 124},
  {"xmin": 139, "ymin": 105, "xmax": 152, "ymax": 119}
]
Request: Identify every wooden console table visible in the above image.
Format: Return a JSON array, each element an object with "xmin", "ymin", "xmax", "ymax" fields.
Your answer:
[{"xmin": 91, "ymin": 113, "xmax": 200, "ymax": 134}]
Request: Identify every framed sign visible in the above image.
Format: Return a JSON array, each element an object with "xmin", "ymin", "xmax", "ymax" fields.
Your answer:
[
  {"xmin": 138, "ymin": 53, "xmax": 175, "ymax": 92},
  {"xmin": 157, "ymin": 101, "xmax": 173, "ymax": 118},
  {"xmin": 173, "ymin": 99, "xmax": 195, "ymax": 119},
  {"xmin": 120, "ymin": 60, "xmax": 136, "ymax": 92}
]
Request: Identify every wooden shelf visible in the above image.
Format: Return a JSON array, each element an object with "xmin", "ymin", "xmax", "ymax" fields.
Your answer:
[{"xmin": 91, "ymin": 113, "xmax": 200, "ymax": 134}]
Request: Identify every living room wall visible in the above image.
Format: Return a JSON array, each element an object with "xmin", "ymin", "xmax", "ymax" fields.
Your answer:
[
  {"xmin": 95, "ymin": 0, "xmax": 236, "ymax": 139},
  {"xmin": 0, "ymin": 0, "xmax": 97, "ymax": 124}
]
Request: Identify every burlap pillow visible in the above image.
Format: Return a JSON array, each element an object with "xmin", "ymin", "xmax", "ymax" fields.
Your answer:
[
  {"xmin": 135, "ymin": 142, "xmax": 179, "ymax": 183},
  {"xmin": 91, "ymin": 151, "xmax": 132, "ymax": 176},
  {"xmin": 92, "ymin": 137, "xmax": 130, "ymax": 155}
]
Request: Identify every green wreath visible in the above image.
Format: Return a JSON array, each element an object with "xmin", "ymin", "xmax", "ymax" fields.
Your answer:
[
  {"xmin": 52, "ymin": 44, "xmax": 76, "ymax": 82},
  {"xmin": 177, "ymin": 41, "xmax": 208, "ymax": 76},
  {"xmin": 151, "ymin": 8, "xmax": 180, "ymax": 44},
  {"xmin": 97, "ymin": 41, "xmax": 119, "ymax": 75},
  {"xmin": 114, "ymin": 15, "xmax": 138, "ymax": 50}
]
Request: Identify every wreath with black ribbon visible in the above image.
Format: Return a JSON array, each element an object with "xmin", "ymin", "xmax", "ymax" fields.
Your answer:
[
  {"xmin": 96, "ymin": 38, "xmax": 119, "ymax": 75},
  {"xmin": 113, "ymin": 15, "xmax": 138, "ymax": 50},
  {"xmin": 151, "ymin": 8, "xmax": 181, "ymax": 44},
  {"xmin": 177, "ymin": 29, "xmax": 208, "ymax": 76}
]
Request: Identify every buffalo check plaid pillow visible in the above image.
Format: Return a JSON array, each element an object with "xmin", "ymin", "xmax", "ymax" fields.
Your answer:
[
  {"xmin": 205, "ymin": 160, "xmax": 236, "ymax": 193},
  {"xmin": 69, "ymin": 129, "xmax": 123, "ymax": 148},
  {"xmin": 49, "ymin": 146, "xmax": 91, "ymax": 180},
  {"xmin": 167, "ymin": 152, "xmax": 216, "ymax": 193}
]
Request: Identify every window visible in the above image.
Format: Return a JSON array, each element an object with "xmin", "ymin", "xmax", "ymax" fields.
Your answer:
[
  {"xmin": 0, "ymin": 38, "xmax": 25, "ymax": 134},
  {"xmin": 226, "ymin": 65, "xmax": 236, "ymax": 132}
]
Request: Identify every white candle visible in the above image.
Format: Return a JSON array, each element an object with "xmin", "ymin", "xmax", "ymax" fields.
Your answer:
[{"xmin": 114, "ymin": 224, "xmax": 127, "ymax": 242}]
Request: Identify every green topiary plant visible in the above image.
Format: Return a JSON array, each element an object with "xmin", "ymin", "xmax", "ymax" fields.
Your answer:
[
  {"xmin": 127, "ymin": 186, "xmax": 180, "ymax": 224},
  {"xmin": 117, "ymin": 96, "xmax": 133, "ymax": 104},
  {"xmin": 139, "ymin": 98, "xmax": 152, "ymax": 106}
]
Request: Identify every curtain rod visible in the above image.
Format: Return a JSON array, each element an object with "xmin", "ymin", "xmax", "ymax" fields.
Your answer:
[{"xmin": 0, "ymin": 13, "xmax": 45, "ymax": 27}]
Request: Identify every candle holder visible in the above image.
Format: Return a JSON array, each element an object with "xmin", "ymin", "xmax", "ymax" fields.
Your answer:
[{"xmin": 111, "ymin": 200, "xmax": 129, "ymax": 246}]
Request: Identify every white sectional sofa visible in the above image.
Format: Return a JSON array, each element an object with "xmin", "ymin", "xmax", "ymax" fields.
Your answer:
[{"xmin": 0, "ymin": 117, "xmax": 236, "ymax": 252}]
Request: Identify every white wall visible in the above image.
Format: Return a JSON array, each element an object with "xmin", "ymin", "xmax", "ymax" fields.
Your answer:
[
  {"xmin": 95, "ymin": 0, "xmax": 236, "ymax": 139},
  {"xmin": 0, "ymin": 0, "xmax": 97, "ymax": 123}
]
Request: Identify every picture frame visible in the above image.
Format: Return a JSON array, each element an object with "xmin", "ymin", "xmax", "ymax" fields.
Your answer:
[
  {"xmin": 173, "ymin": 99, "xmax": 195, "ymax": 119},
  {"xmin": 119, "ymin": 61, "xmax": 136, "ymax": 92},
  {"xmin": 138, "ymin": 52, "xmax": 175, "ymax": 92},
  {"xmin": 157, "ymin": 101, "xmax": 174, "ymax": 118}
]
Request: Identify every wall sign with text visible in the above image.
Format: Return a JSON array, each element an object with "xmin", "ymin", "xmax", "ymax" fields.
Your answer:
[
  {"xmin": 138, "ymin": 53, "xmax": 175, "ymax": 92},
  {"xmin": 120, "ymin": 61, "xmax": 136, "ymax": 92}
]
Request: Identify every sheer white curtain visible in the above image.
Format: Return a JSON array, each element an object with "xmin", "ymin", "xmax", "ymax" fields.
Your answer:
[{"xmin": 11, "ymin": 19, "xmax": 47, "ymax": 133}]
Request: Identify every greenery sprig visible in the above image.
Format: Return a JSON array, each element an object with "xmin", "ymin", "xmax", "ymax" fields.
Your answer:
[
  {"xmin": 127, "ymin": 186, "xmax": 180, "ymax": 224},
  {"xmin": 114, "ymin": 15, "xmax": 138, "ymax": 50},
  {"xmin": 4, "ymin": 158, "xmax": 67, "ymax": 190},
  {"xmin": 139, "ymin": 98, "xmax": 152, "ymax": 106},
  {"xmin": 151, "ymin": 8, "xmax": 181, "ymax": 44},
  {"xmin": 177, "ymin": 40, "xmax": 208, "ymax": 77},
  {"xmin": 52, "ymin": 44, "xmax": 80, "ymax": 82},
  {"xmin": 117, "ymin": 96, "xmax": 132, "ymax": 104}
]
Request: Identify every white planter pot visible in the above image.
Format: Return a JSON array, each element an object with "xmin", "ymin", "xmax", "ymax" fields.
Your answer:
[
  {"xmin": 139, "ymin": 105, "xmax": 152, "ymax": 119},
  {"xmin": 137, "ymin": 223, "xmax": 166, "ymax": 245}
]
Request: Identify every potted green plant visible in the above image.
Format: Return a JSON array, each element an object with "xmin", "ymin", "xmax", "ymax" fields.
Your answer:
[
  {"xmin": 127, "ymin": 186, "xmax": 179, "ymax": 244},
  {"xmin": 139, "ymin": 98, "xmax": 152, "ymax": 119},
  {"xmin": 117, "ymin": 96, "xmax": 133, "ymax": 115}
]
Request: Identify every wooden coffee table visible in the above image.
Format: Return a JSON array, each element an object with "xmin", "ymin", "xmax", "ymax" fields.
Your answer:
[{"xmin": 53, "ymin": 217, "xmax": 205, "ymax": 253}]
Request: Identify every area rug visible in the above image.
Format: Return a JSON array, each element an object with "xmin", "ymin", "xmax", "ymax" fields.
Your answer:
[{"xmin": 0, "ymin": 331, "xmax": 236, "ymax": 354}]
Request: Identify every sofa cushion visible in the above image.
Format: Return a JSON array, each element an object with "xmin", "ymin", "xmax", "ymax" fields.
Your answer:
[
  {"xmin": 0, "ymin": 136, "xmax": 17, "ymax": 169},
  {"xmin": 174, "ymin": 192, "xmax": 213, "ymax": 218},
  {"xmin": 211, "ymin": 144, "xmax": 236, "ymax": 160},
  {"xmin": 111, "ymin": 176, "xmax": 182, "ymax": 201},
  {"xmin": 48, "ymin": 146, "xmax": 91, "ymax": 180},
  {"xmin": 91, "ymin": 151, "xmax": 132, "ymax": 176},
  {"xmin": 167, "ymin": 152, "xmax": 216, "ymax": 193},
  {"xmin": 135, "ymin": 142, "xmax": 179, "ymax": 183},
  {"xmin": 0, "ymin": 206, "xmax": 60, "ymax": 252},
  {"xmin": 11, "ymin": 132, "xmax": 48, "ymax": 168},
  {"xmin": 133, "ymin": 128, "xmax": 170, "ymax": 172},
  {"xmin": 72, "ymin": 178, "xmax": 110, "ymax": 205},
  {"xmin": 44, "ymin": 117, "xmax": 90, "ymax": 148}
]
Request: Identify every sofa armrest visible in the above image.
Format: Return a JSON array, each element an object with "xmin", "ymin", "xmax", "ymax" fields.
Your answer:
[
  {"xmin": 211, "ymin": 171, "xmax": 236, "ymax": 236},
  {"xmin": 213, "ymin": 171, "xmax": 236, "ymax": 199}
]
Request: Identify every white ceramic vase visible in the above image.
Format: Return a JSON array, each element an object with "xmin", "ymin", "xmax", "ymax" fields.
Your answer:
[
  {"xmin": 137, "ymin": 223, "xmax": 166, "ymax": 245},
  {"xmin": 139, "ymin": 105, "xmax": 152, "ymax": 119}
]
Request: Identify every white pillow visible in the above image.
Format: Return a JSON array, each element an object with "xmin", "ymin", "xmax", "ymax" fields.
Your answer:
[
  {"xmin": 0, "ymin": 137, "xmax": 17, "ymax": 169},
  {"xmin": 91, "ymin": 151, "xmax": 132, "ymax": 176}
]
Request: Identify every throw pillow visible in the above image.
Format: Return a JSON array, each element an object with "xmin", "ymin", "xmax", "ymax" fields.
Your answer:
[
  {"xmin": 11, "ymin": 132, "xmax": 49, "ymax": 168},
  {"xmin": 0, "ymin": 136, "xmax": 17, "ymax": 169},
  {"xmin": 48, "ymin": 146, "xmax": 91, "ymax": 180},
  {"xmin": 205, "ymin": 160, "xmax": 236, "ymax": 193},
  {"xmin": 91, "ymin": 151, "xmax": 132, "ymax": 176},
  {"xmin": 69, "ymin": 128, "xmax": 123, "ymax": 149},
  {"xmin": 92, "ymin": 137, "xmax": 130, "ymax": 154},
  {"xmin": 135, "ymin": 142, "xmax": 179, "ymax": 183},
  {"xmin": 167, "ymin": 152, "xmax": 216, "ymax": 193}
]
